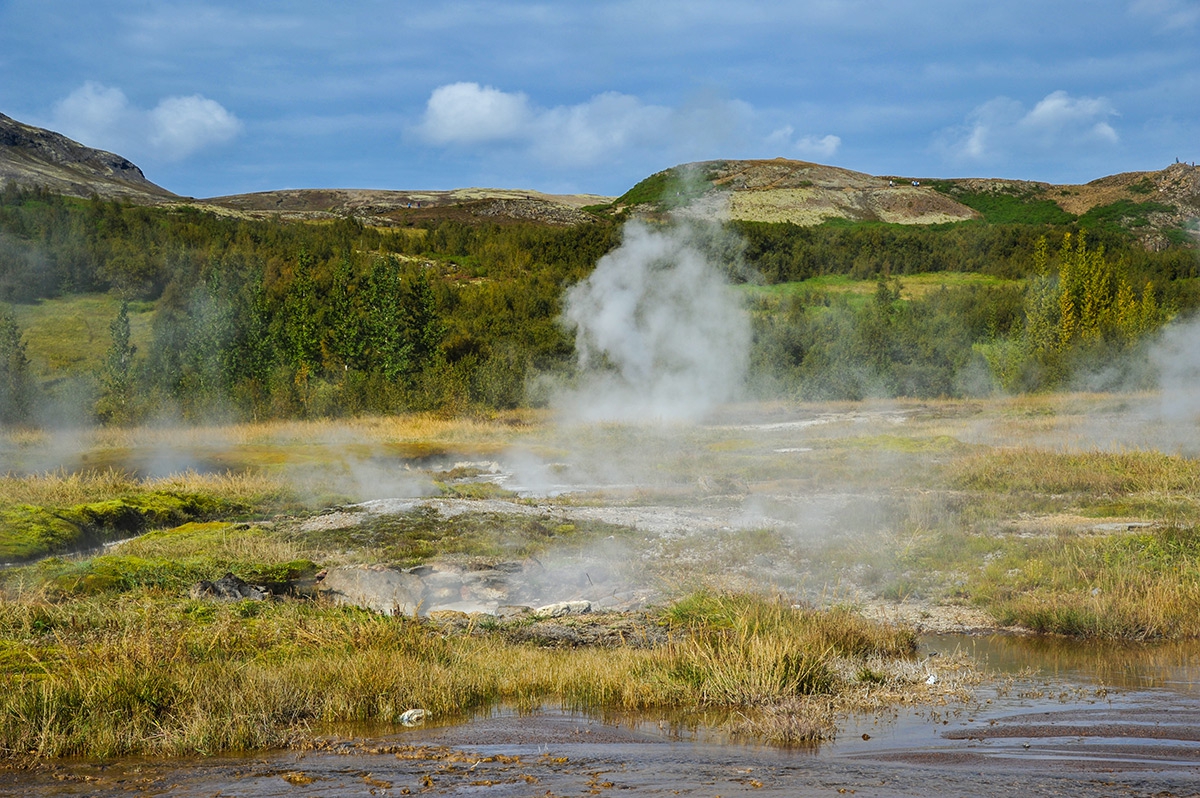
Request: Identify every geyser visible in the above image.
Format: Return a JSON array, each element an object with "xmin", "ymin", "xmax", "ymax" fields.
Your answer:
[{"xmin": 557, "ymin": 221, "xmax": 751, "ymax": 423}]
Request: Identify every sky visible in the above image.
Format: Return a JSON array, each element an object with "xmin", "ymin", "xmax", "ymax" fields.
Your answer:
[{"xmin": 1, "ymin": 1, "xmax": 1197, "ymax": 199}]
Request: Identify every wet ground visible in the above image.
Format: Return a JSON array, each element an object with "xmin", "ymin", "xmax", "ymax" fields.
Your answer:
[
  {"xmin": 5, "ymin": 400, "xmax": 1200, "ymax": 794},
  {"xmin": 5, "ymin": 633, "xmax": 1198, "ymax": 797}
]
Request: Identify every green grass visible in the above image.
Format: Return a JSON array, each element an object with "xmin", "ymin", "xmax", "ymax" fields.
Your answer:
[
  {"xmin": 612, "ymin": 165, "xmax": 726, "ymax": 210},
  {"xmin": 0, "ymin": 491, "xmax": 247, "ymax": 563},
  {"xmin": 9, "ymin": 294, "xmax": 154, "ymax": 382},
  {"xmin": 928, "ymin": 182, "xmax": 1076, "ymax": 225},
  {"xmin": 740, "ymin": 272, "xmax": 1021, "ymax": 308},
  {"xmin": 0, "ymin": 469, "xmax": 294, "ymax": 564},
  {"xmin": 1078, "ymin": 199, "xmax": 1178, "ymax": 236}
]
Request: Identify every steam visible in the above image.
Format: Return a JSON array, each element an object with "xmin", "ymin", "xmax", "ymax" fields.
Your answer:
[
  {"xmin": 556, "ymin": 221, "xmax": 751, "ymax": 422},
  {"xmin": 1155, "ymin": 315, "xmax": 1200, "ymax": 424}
]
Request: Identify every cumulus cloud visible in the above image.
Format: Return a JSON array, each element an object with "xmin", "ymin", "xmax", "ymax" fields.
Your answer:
[
  {"xmin": 417, "ymin": 82, "xmax": 533, "ymax": 144},
  {"xmin": 416, "ymin": 82, "xmax": 762, "ymax": 167},
  {"xmin": 766, "ymin": 126, "xmax": 842, "ymax": 159},
  {"xmin": 49, "ymin": 81, "xmax": 242, "ymax": 162},
  {"xmin": 939, "ymin": 90, "xmax": 1119, "ymax": 164}
]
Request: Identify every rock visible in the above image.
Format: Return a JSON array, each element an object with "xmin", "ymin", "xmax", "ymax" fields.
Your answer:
[
  {"xmin": 432, "ymin": 601, "xmax": 497, "ymax": 616},
  {"xmin": 497, "ymin": 605, "xmax": 534, "ymax": 619},
  {"xmin": 319, "ymin": 565, "xmax": 425, "ymax": 616},
  {"xmin": 190, "ymin": 572, "xmax": 268, "ymax": 601},
  {"xmin": 534, "ymin": 600, "xmax": 591, "ymax": 618},
  {"xmin": 398, "ymin": 708, "xmax": 428, "ymax": 726}
]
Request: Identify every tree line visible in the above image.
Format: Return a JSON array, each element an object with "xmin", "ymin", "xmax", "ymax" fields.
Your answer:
[{"xmin": 0, "ymin": 184, "xmax": 1195, "ymax": 424}]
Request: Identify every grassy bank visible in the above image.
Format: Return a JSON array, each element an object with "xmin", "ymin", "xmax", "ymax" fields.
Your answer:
[
  {"xmin": 0, "ymin": 586, "xmax": 940, "ymax": 760},
  {"xmin": 0, "ymin": 469, "xmax": 295, "ymax": 563}
]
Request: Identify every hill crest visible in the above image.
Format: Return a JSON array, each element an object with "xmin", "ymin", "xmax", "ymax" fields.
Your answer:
[{"xmin": 0, "ymin": 112, "xmax": 176, "ymax": 202}]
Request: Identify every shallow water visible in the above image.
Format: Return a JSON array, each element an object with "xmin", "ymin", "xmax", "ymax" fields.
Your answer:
[{"xmin": 5, "ymin": 634, "xmax": 1198, "ymax": 798}]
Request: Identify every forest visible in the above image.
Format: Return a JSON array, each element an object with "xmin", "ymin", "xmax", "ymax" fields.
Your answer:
[{"xmin": 0, "ymin": 182, "xmax": 1196, "ymax": 424}]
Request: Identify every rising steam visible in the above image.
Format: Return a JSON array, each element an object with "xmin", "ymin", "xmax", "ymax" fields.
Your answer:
[{"xmin": 556, "ymin": 221, "xmax": 751, "ymax": 422}]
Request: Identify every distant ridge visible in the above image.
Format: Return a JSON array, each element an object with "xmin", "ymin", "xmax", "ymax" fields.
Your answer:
[
  {"xmin": 0, "ymin": 113, "xmax": 177, "ymax": 202},
  {"xmin": 2, "ymin": 111, "xmax": 1196, "ymax": 244}
]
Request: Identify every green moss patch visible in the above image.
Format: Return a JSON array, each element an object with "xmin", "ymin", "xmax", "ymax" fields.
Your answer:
[{"xmin": 0, "ymin": 491, "xmax": 248, "ymax": 563}]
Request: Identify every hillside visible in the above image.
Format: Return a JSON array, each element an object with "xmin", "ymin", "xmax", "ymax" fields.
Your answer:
[
  {"xmin": 204, "ymin": 186, "xmax": 612, "ymax": 227},
  {"xmin": 0, "ymin": 113, "xmax": 177, "ymax": 203},
  {"xmin": 612, "ymin": 158, "xmax": 1200, "ymax": 249}
]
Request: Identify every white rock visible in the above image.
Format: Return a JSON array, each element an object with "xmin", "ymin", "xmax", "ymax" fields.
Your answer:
[
  {"xmin": 318, "ymin": 565, "xmax": 424, "ymax": 616},
  {"xmin": 398, "ymin": 708, "xmax": 428, "ymax": 726},
  {"xmin": 534, "ymin": 600, "xmax": 591, "ymax": 617}
]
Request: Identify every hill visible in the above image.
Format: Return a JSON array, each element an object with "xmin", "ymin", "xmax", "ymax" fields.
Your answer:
[
  {"xmin": 609, "ymin": 158, "xmax": 1200, "ymax": 250},
  {"xmin": 203, "ymin": 186, "xmax": 612, "ymax": 227},
  {"xmin": 2, "ymin": 111, "xmax": 1196, "ymax": 244},
  {"xmin": 0, "ymin": 113, "xmax": 177, "ymax": 203}
]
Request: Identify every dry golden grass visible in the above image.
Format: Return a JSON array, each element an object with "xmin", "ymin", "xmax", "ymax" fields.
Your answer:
[
  {"xmin": 0, "ymin": 468, "xmax": 289, "ymax": 508},
  {"xmin": 0, "ymin": 591, "xmax": 932, "ymax": 760}
]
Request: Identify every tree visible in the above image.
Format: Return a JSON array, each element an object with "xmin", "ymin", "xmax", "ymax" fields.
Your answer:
[
  {"xmin": 0, "ymin": 306, "xmax": 32, "ymax": 424},
  {"xmin": 95, "ymin": 301, "xmax": 138, "ymax": 424}
]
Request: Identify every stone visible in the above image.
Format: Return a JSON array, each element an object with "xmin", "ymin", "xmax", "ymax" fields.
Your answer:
[
  {"xmin": 398, "ymin": 708, "xmax": 428, "ymax": 726},
  {"xmin": 534, "ymin": 600, "xmax": 591, "ymax": 618},
  {"xmin": 190, "ymin": 572, "xmax": 268, "ymax": 601},
  {"xmin": 319, "ymin": 565, "xmax": 425, "ymax": 616}
]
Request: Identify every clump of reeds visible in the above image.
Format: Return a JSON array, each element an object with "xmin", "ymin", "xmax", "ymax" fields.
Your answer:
[{"xmin": 0, "ymin": 590, "xmax": 928, "ymax": 761}]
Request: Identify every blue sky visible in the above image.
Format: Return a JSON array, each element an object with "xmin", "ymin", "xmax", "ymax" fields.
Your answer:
[{"xmin": 2, "ymin": 1, "xmax": 1197, "ymax": 198}]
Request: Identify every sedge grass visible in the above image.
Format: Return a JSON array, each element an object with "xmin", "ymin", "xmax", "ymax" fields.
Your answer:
[{"xmin": 0, "ymin": 591, "xmax": 928, "ymax": 760}]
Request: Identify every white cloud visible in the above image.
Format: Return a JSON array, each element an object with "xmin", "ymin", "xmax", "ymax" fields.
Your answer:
[
  {"xmin": 795, "ymin": 134, "xmax": 842, "ymax": 159},
  {"xmin": 940, "ymin": 90, "xmax": 1119, "ymax": 164},
  {"xmin": 765, "ymin": 125, "xmax": 841, "ymax": 160},
  {"xmin": 148, "ymin": 95, "xmax": 242, "ymax": 160},
  {"xmin": 416, "ymin": 82, "xmax": 762, "ymax": 167},
  {"xmin": 417, "ymin": 82, "xmax": 533, "ymax": 144},
  {"xmin": 49, "ymin": 82, "xmax": 242, "ymax": 162}
]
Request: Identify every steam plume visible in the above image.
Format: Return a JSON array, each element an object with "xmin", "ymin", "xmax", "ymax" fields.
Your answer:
[{"xmin": 557, "ymin": 221, "xmax": 750, "ymax": 422}]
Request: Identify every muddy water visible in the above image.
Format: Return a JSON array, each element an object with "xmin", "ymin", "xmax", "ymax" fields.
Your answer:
[{"xmin": 5, "ymin": 635, "xmax": 1198, "ymax": 798}]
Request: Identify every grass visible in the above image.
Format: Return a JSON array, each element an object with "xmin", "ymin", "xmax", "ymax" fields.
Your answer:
[
  {"xmin": 1079, "ymin": 199, "xmax": 1178, "ymax": 237},
  {"xmin": 927, "ymin": 182, "xmax": 1076, "ymax": 225},
  {"xmin": 0, "ymin": 590, "xmax": 929, "ymax": 760},
  {"xmin": 740, "ymin": 272, "xmax": 1021, "ymax": 308},
  {"xmin": 0, "ymin": 469, "xmax": 294, "ymax": 563},
  {"xmin": 9, "ymin": 294, "xmax": 154, "ymax": 382}
]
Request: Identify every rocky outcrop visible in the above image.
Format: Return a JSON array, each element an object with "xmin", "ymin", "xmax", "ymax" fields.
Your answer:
[
  {"xmin": 318, "ymin": 565, "xmax": 425, "ymax": 616},
  {"xmin": 314, "ymin": 559, "xmax": 651, "ymax": 619},
  {"xmin": 190, "ymin": 572, "xmax": 268, "ymax": 601},
  {"xmin": 0, "ymin": 112, "xmax": 176, "ymax": 202}
]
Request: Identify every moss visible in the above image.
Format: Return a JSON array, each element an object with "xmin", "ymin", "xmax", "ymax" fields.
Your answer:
[
  {"xmin": 0, "ymin": 505, "xmax": 81, "ymax": 561},
  {"xmin": 0, "ymin": 492, "xmax": 248, "ymax": 564}
]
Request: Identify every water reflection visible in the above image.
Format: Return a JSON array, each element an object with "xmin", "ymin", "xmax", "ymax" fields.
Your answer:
[{"xmin": 926, "ymin": 633, "xmax": 1200, "ymax": 693}]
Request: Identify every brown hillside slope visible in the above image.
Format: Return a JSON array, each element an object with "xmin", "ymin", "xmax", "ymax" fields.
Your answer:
[
  {"xmin": 202, "ymin": 187, "xmax": 613, "ymax": 227},
  {"xmin": 0, "ymin": 113, "xmax": 177, "ymax": 202}
]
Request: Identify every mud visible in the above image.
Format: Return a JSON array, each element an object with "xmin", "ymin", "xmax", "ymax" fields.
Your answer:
[{"xmin": 6, "ymin": 690, "xmax": 1199, "ymax": 797}]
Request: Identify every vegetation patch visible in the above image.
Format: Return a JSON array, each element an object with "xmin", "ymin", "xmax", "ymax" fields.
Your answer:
[
  {"xmin": 0, "ymin": 588, "xmax": 935, "ymax": 760},
  {"xmin": 0, "ymin": 491, "xmax": 247, "ymax": 563},
  {"xmin": 928, "ymin": 182, "xmax": 1077, "ymax": 225},
  {"xmin": 287, "ymin": 507, "xmax": 631, "ymax": 568},
  {"xmin": 1078, "ymin": 199, "xmax": 1177, "ymax": 236}
]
